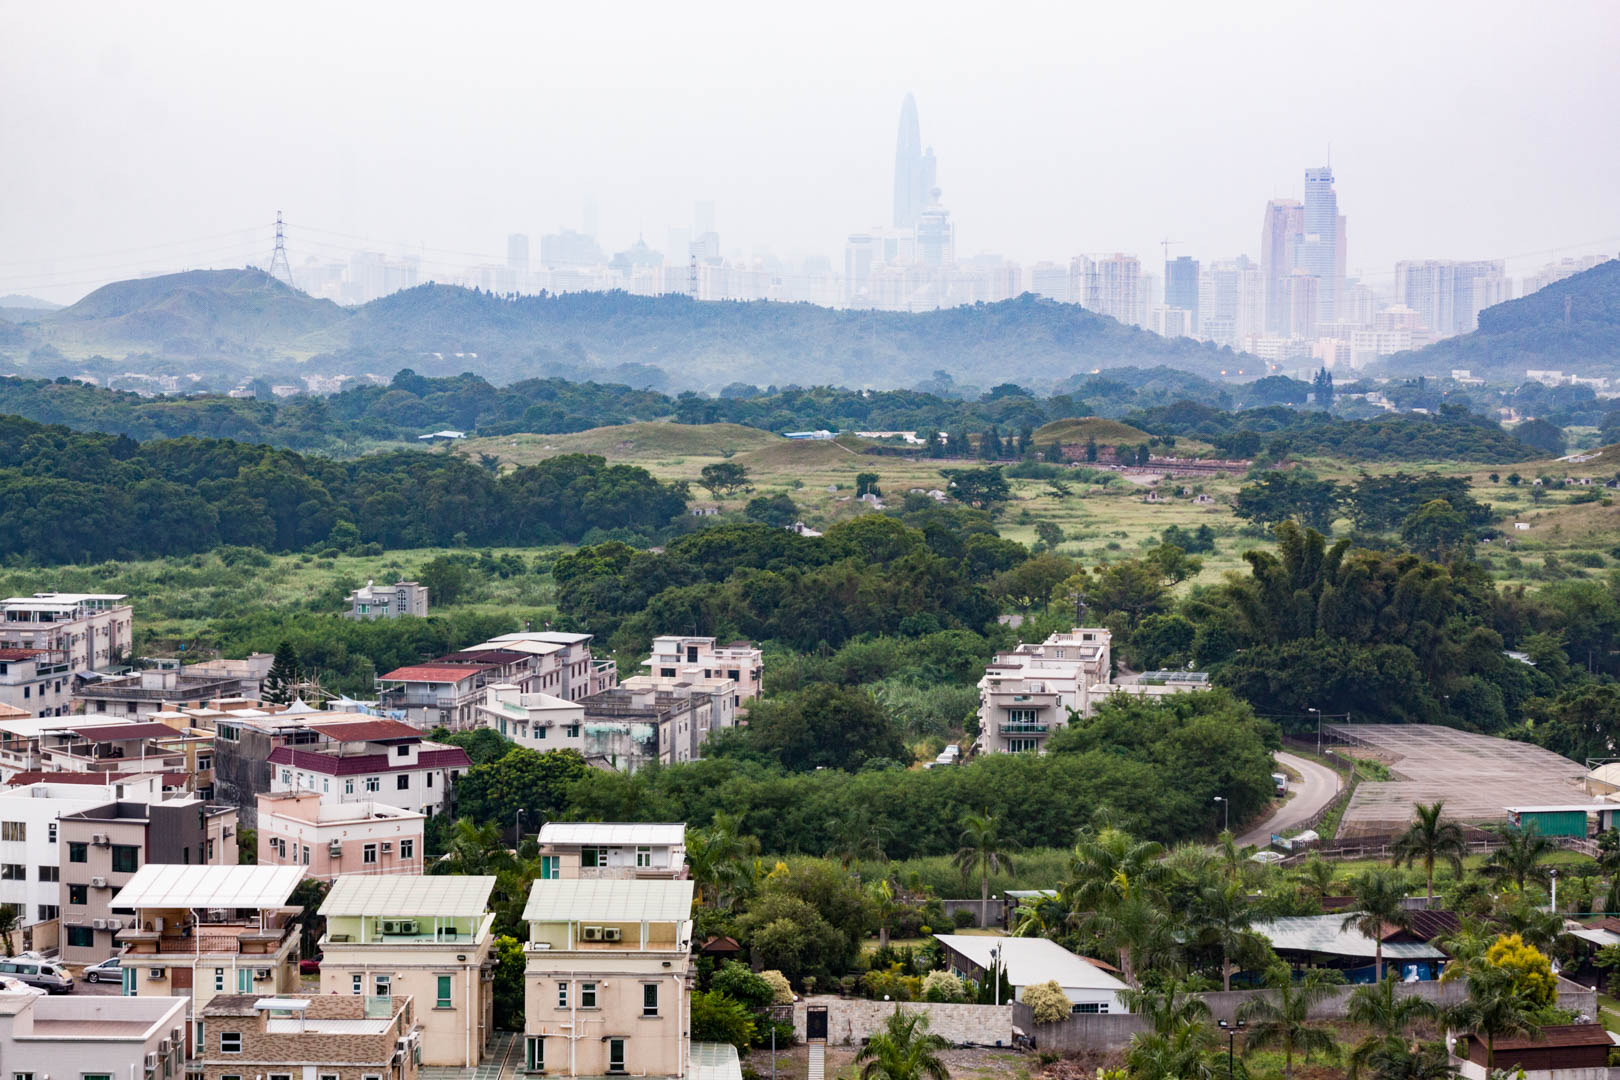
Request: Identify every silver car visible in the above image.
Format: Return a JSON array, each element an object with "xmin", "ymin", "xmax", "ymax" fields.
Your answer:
[{"xmin": 82, "ymin": 956, "xmax": 121, "ymax": 983}]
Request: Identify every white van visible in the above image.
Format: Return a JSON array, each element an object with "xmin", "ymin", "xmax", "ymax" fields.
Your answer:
[{"xmin": 0, "ymin": 958, "xmax": 74, "ymax": 993}]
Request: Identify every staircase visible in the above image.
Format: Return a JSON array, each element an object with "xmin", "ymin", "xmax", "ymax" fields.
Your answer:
[{"xmin": 808, "ymin": 1042, "xmax": 826, "ymax": 1080}]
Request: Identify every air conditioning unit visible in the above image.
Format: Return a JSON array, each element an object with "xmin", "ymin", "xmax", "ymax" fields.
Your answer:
[
  {"xmin": 146, "ymin": 1052, "xmax": 159, "ymax": 1068},
  {"xmin": 581, "ymin": 925, "xmax": 603, "ymax": 941},
  {"xmin": 90, "ymin": 876, "xmax": 108, "ymax": 888},
  {"xmin": 206, "ymin": 908, "xmax": 229, "ymax": 923},
  {"xmin": 381, "ymin": 919, "xmax": 418, "ymax": 936},
  {"xmin": 91, "ymin": 918, "xmax": 107, "ymax": 930},
  {"xmin": 91, "ymin": 833, "xmax": 110, "ymax": 845},
  {"xmin": 379, "ymin": 841, "xmax": 393, "ymax": 853},
  {"xmin": 253, "ymin": 968, "xmax": 271, "ymax": 981},
  {"xmin": 328, "ymin": 842, "xmax": 342, "ymax": 857},
  {"xmin": 108, "ymin": 918, "xmax": 122, "ymax": 931},
  {"xmin": 147, "ymin": 967, "xmax": 165, "ymax": 980},
  {"xmin": 602, "ymin": 927, "xmax": 622, "ymax": 942},
  {"xmin": 158, "ymin": 1038, "xmax": 171, "ymax": 1054},
  {"xmin": 171, "ymin": 1026, "xmax": 183, "ymax": 1045}
]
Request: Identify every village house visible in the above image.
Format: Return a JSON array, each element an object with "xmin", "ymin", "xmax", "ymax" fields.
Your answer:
[
  {"xmin": 318, "ymin": 874, "xmax": 497, "ymax": 1067},
  {"xmin": 266, "ymin": 717, "xmax": 470, "ymax": 819},
  {"xmin": 0, "ymin": 592, "xmax": 133, "ymax": 671},
  {"xmin": 255, "ymin": 791, "xmax": 424, "ymax": 881},
  {"xmin": 976, "ymin": 628, "xmax": 1113, "ymax": 754},
  {"xmin": 535, "ymin": 821, "xmax": 688, "ymax": 881},
  {"xmin": 641, "ymin": 636, "xmax": 763, "ymax": 700},
  {"xmin": 344, "ymin": 578, "xmax": 429, "ymax": 620},
  {"xmin": 0, "ymin": 992, "xmax": 187, "ymax": 1080},
  {"xmin": 196, "ymin": 993, "xmax": 420, "ymax": 1080}
]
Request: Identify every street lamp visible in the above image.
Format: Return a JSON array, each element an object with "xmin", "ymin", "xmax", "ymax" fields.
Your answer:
[
  {"xmin": 989, "ymin": 945, "xmax": 1001, "ymax": 1006},
  {"xmin": 1213, "ymin": 796, "xmax": 1228, "ymax": 834},
  {"xmin": 1309, "ymin": 707, "xmax": 1322, "ymax": 755},
  {"xmin": 1550, "ymin": 867, "xmax": 1559, "ymax": 914},
  {"xmin": 1218, "ymin": 1019, "xmax": 1245, "ymax": 1078}
]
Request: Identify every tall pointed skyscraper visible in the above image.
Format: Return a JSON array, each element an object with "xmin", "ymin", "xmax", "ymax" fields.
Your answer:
[
  {"xmin": 1300, "ymin": 166, "xmax": 1341, "ymax": 324},
  {"xmin": 894, "ymin": 93, "xmax": 928, "ymax": 229}
]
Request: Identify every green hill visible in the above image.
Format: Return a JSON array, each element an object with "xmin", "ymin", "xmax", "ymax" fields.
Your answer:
[
  {"xmin": 460, "ymin": 421, "xmax": 777, "ymax": 466},
  {"xmin": 1034, "ymin": 417, "xmax": 1153, "ymax": 445},
  {"xmin": 1385, "ymin": 258, "xmax": 1620, "ymax": 379}
]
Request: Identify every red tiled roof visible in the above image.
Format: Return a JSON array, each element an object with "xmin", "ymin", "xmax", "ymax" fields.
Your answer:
[
  {"xmin": 0, "ymin": 648, "xmax": 47, "ymax": 661},
  {"xmin": 306, "ymin": 719, "xmax": 422, "ymax": 743},
  {"xmin": 4, "ymin": 769, "xmax": 192, "ymax": 786},
  {"xmin": 63, "ymin": 722, "xmax": 185, "ymax": 742},
  {"xmin": 267, "ymin": 745, "xmax": 471, "ymax": 776},
  {"xmin": 377, "ymin": 663, "xmax": 498, "ymax": 683},
  {"xmin": 1479, "ymin": 1025, "xmax": 1611, "ymax": 1051}
]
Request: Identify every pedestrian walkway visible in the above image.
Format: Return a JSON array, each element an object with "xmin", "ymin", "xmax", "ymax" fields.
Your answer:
[
  {"xmin": 808, "ymin": 1042, "xmax": 826, "ymax": 1080},
  {"xmin": 420, "ymin": 1030, "xmax": 518, "ymax": 1080}
]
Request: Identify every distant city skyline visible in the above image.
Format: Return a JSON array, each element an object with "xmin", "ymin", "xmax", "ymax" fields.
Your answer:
[{"xmin": 2, "ymin": 2, "xmax": 1617, "ymax": 308}]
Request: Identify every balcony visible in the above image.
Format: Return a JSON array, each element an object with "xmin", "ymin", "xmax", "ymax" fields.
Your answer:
[
  {"xmin": 119, "ymin": 923, "xmax": 293, "ymax": 957},
  {"xmin": 999, "ymin": 722, "xmax": 1049, "ymax": 735}
]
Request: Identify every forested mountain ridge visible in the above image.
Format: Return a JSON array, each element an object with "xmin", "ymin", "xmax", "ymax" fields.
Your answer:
[
  {"xmin": 9, "ymin": 267, "xmax": 1253, "ymax": 391},
  {"xmin": 1385, "ymin": 258, "xmax": 1620, "ymax": 378}
]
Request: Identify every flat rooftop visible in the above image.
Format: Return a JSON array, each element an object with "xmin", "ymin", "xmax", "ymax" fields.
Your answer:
[
  {"xmin": 322, "ymin": 874, "xmax": 496, "ymax": 918},
  {"xmin": 523, "ymin": 878, "xmax": 693, "ymax": 923},
  {"xmin": 539, "ymin": 821, "xmax": 686, "ymax": 847},
  {"xmin": 1327, "ymin": 724, "xmax": 1589, "ymax": 837},
  {"xmin": 112, "ymin": 863, "xmax": 303, "ymax": 910}
]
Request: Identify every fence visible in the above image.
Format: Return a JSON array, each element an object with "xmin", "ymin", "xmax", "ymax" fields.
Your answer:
[{"xmin": 791, "ymin": 996, "xmax": 1013, "ymax": 1047}]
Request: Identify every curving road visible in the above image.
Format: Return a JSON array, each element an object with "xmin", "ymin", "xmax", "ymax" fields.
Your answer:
[{"xmin": 1237, "ymin": 751, "xmax": 1343, "ymax": 846}]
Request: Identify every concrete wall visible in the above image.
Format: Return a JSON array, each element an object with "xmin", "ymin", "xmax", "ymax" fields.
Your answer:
[
  {"xmin": 1013, "ymin": 1002, "xmax": 1147, "ymax": 1052},
  {"xmin": 791, "ymin": 996, "xmax": 1013, "ymax": 1047}
]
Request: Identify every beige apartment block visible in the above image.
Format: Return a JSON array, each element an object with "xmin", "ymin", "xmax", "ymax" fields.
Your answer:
[
  {"xmin": 112, "ymin": 863, "xmax": 306, "ymax": 1027},
  {"xmin": 197, "ymin": 993, "xmax": 420, "ymax": 1080},
  {"xmin": 0, "ymin": 992, "xmax": 188, "ymax": 1080},
  {"xmin": 0, "ymin": 592, "xmax": 132, "ymax": 670},
  {"xmin": 976, "ymin": 628, "xmax": 1112, "ymax": 754},
  {"xmin": 256, "ymin": 791, "xmax": 424, "ymax": 882},
  {"xmin": 522, "ymin": 877, "xmax": 695, "ymax": 1077},
  {"xmin": 318, "ymin": 874, "xmax": 497, "ymax": 1068},
  {"xmin": 643, "ymin": 636, "xmax": 763, "ymax": 701},
  {"xmin": 536, "ymin": 821, "xmax": 688, "ymax": 882}
]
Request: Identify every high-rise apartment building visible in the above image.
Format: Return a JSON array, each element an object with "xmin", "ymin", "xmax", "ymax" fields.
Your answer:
[
  {"xmin": 1078, "ymin": 254, "xmax": 1141, "ymax": 325},
  {"xmin": 1300, "ymin": 166, "xmax": 1342, "ymax": 324},
  {"xmin": 1029, "ymin": 261, "xmax": 1070, "ymax": 302},
  {"xmin": 1260, "ymin": 199, "xmax": 1304, "ymax": 334},
  {"xmin": 1395, "ymin": 259, "xmax": 1510, "ymax": 336},
  {"xmin": 506, "ymin": 234, "xmax": 530, "ymax": 275},
  {"xmin": 1164, "ymin": 256, "xmax": 1200, "ymax": 334},
  {"xmin": 1286, "ymin": 270, "xmax": 1320, "ymax": 341},
  {"xmin": 915, "ymin": 191, "xmax": 955, "ymax": 268}
]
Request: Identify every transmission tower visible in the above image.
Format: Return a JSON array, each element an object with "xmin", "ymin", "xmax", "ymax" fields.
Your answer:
[
  {"xmin": 688, "ymin": 253, "xmax": 699, "ymax": 299},
  {"xmin": 267, "ymin": 211, "xmax": 295, "ymax": 287}
]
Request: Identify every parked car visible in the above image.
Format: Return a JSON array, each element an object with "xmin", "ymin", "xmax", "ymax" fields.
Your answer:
[
  {"xmin": 0, "ymin": 975, "xmax": 44, "ymax": 996},
  {"xmin": 0, "ymin": 958, "xmax": 74, "ymax": 993},
  {"xmin": 82, "ymin": 956, "xmax": 121, "ymax": 983},
  {"xmin": 299, "ymin": 954, "xmax": 321, "ymax": 976}
]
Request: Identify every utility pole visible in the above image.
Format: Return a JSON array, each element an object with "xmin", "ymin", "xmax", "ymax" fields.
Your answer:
[{"xmin": 267, "ymin": 211, "xmax": 295, "ymax": 287}]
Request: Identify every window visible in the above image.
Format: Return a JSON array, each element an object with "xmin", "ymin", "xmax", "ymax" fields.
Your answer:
[
  {"xmin": 215, "ymin": 968, "xmax": 225, "ymax": 991},
  {"xmin": 66, "ymin": 925, "xmax": 95, "ymax": 948},
  {"xmin": 344, "ymin": 779, "xmax": 355, "ymax": 795},
  {"xmin": 1074, "ymin": 1002, "xmax": 1108, "ymax": 1014},
  {"xmin": 280, "ymin": 769, "xmax": 291, "ymax": 785},
  {"xmin": 111, "ymin": 845, "xmax": 139, "ymax": 873},
  {"xmin": 322, "ymin": 778, "xmax": 329, "ymax": 793},
  {"xmin": 1007, "ymin": 738, "xmax": 1040, "ymax": 753},
  {"xmin": 0, "ymin": 864, "xmax": 25, "ymax": 880},
  {"xmin": 268, "ymin": 1074, "xmax": 292, "ymax": 1080},
  {"xmin": 195, "ymin": 1021, "xmax": 205, "ymax": 1055},
  {"xmin": 352, "ymin": 973, "xmax": 363, "ymax": 995},
  {"xmin": 565, "ymin": 724, "xmax": 580, "ymax": 738},
  {"xmin": 364, "ymin": 777, "xmax": 380, "ymax": 792},
  {"xmin": 436, "ymin": 974, "xmax": 452, "ymax": 1008},
  {"xmin": 81, "ymin": 1075, "xmax": 112, "ymax": 1080},
  {"xmin": 399, "ymin": 839, "xmax": 414, "ymax": 860},
  {"xmin": 302, "ymin": 845, "xmax": 310, "ymax": 865},
  {"xmin": 608, "ymin": 1037, "xmax": 626, "ymax": 1073},
  {"xmin": 643, "ymin": 982, "xmax": 659, "ymax": 1017},
  {"xmin": 540, "ymin": 855, "xmax": 559, "ymax": 879},
  {"xmin": 580, "ymin": 981, "xmax": 596, "ymax": 1008},
  {"xmin": 36, "ymin": 904, "xmax": 57, "ymax": 921},
  {"xmin": 396, "ymin": 745, "xmax": 409, "ymax": 757},
  {"xmin": 220, "ymin": 1032, "xmax": 242, "ymax": 1053},
  {"xmin": 237, "ymin": 967, "xmax": 253, "ymax": 992},
  {"xmin": 363, "ymin": 844, "xmax": 378, "ymax": 864},
  {"xmin": 397, "ymin": 774, "xmax": 409, "ymax": 790},
  {"xmin": 47, "ymin": 822, "xmax": 56, "ymax": 843},
  {"xmin": 1008, "ymin": 708, "xmax": 1038, "ymax": 724},
  {"xmin": 557, "ymin": 981, "xmax": 568, "ymax": 1009},
  {"xmin": 15, "ymin": 1072, "xmax": 34, "ymax": 1080},
  {"xmin": 636, "ymin": 846, "xmax": 651, "ymax": 868},
  {"xmin": 374, "ymin": 973, "xmax": 390, "ymax": 997},
  {"xmin": 68, "ymin": 842, "xmax": 87, "ymax": 863},
  {"xmin": 580, "ymin": 847, "xmax": 602, "ymax": 868},
  {"xmin": 217, "ymin": 723, "xmax": 239, "ymax": 741},
  {"xmin": 68, "ymin": 884, "xmax": 87, "ymax": 905},
  {"xmin": 37, "ymin": 865, "xmax": 58, "ymax": 882},
  {"xmin": 1, "ymin": 821, "xmax": 25, "ymax": 841},
  {"xmin": 525, "ymin": 1037, "xmax": 544, "ymax": 1072},
  {"xmin": 198, "ymin": 755, "xmax": 211, "ymax": 771}
]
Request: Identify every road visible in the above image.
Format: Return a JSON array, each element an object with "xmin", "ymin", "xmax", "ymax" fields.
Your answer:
[{"xmin": 1237, "ymin": 751, "xmax": 1342, "ymax": 846}]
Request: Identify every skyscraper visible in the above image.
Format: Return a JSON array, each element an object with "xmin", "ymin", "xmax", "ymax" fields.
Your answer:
[
  {"xmin": 915, "ymin": 189, "xmax": 955, "ymax": 267},
  {"xmin": 1164, "ymin": 255, "xmax": 1200, "ymax": 333},
  {"xmin": 1260, "ymin": 199, "xmax": 1304, "ymax": 334},
  {"xmin": 506, "ymin": 234, "xmax": 530, "ymax": 274},
  {"xmin": 893, "ymin": 93, "xmax": 934, "ymax": 230},
  {"xmin": 1300, "ymin": 166, "xmax": 1341, "ymax": 323}
]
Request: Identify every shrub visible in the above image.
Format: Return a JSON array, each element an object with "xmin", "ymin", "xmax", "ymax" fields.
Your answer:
[
  {"xmin": 760, "ymin": 969, "xmax": 794, "ymax": 1005},
  {"xmin": 712, "ymin": 962, "xmax": 775, "ymax": 1010},
  {"xmin": 952, "ymin": 909, "xmax": 977, "ymax": 928},
  {"xmin": 922, "ymin": 970, "xmax": 968, "ymax": 1003},
  {"xmin": 1024, "ymin": 980, "xmax": 1073, "ymax": 1024}
]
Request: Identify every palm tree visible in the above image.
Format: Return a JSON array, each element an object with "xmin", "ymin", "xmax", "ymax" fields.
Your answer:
[
  {"xmin": 686, "ymin": 813, "xmax": 757, "ymax": 909},
  {"xmin": 1126, "ymin": 1019, "xmax": 1217, "ymax": 1080},
  {"xmin": 951, "ymin": 811, "xmax": 1017, "ymax": 929},
  {"xmin": 1192, "ymin": 878, "xmax": 1262, "ymax": 991},
  {"xmin": 1481, "ymin": 822, "xmax": 1554, "ymax": 891},
  {"xmin": 1294, "ymin": 854, "xmax": 1340, "ymax": 905},
  {"xmin": 1061, "ymin": 826, "xmax": 1172, "ymax": 985},
  {"xmin": 1391, "ymin": 801, "xmax": 1467, "ymax": 903},
  {"xmin": 1437, "ymin": 916, "xmax": 1496, "ymax": 985},
  {"xmin": 1496, "ymin": 896, "xmax": 1566, "ymax": 953},
  {"xmin": 1237, "ymin": 968, "xmax": 1341, "ymax": 1080},
  {"xmin": 1119, "ymin": 979, "xmax": 1213, "ymax": 1036},
  {"xmin": 1445, "ymin": 967, "xmax": 1542, "ymax": 1074},
  {"xmin": 827, "ymin": 808, "xmax": 891, "ymax": 871},
  {"xmin": 1342, "ymin": 868, "xmax": 1414, "ymax": 983},
  {"xmin": 1345, "ymin": 975, "xmax": 1440, "ymax": 1080},
  {"xmin": 854, "ymin": 1008, "xmax": 951, "ymax": 1080},
  {"xmin": 438, "ymin": 819, "xmax": 504, "ymax": 877},
  {"xmin": 869, "ymin": 875, "xmax": 901, "ymax": 951},
  {"xmin": 1361, "ymin": 1040, "xmax": 1459, "ymax": 1080}
]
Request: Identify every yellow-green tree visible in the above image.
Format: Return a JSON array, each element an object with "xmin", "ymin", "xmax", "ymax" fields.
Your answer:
[
  {"xmin": 1024, "ymin": 980, "xmax": 1073, "ymax": 1025},
  {"xmin": 1485, "ymin": 933, "xmax": 1556, "ymax": 1007}
]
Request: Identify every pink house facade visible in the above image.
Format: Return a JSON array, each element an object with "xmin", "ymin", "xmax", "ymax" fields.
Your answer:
[{"xmin": 256, "ymin": 790, "xmax": 425, "ymax": 881}]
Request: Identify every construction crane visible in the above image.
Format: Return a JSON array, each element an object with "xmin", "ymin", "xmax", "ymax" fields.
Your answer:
[{"xmin": 1160, "ymin": 237, "xmax": 1180, "ymax": 267}]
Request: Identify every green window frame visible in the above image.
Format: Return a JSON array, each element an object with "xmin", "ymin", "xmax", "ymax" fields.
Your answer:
[
  {"xmin": 110, "ymin": 845, "xmax": 139, "ymax": 873},
  {"xmin": 67, "ymin": 842, "xmax": 87, "ymax": 863},
  {"xmin": 436, "ymin": 974, "xmax": 452, "ymax": 1009}
]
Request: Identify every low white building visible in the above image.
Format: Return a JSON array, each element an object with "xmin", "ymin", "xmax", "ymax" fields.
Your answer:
[
  {"xmin": 976, "ymin": 628, "xmax": 1112, "ymax": 754},
  {"xmin": 535, "ymin": 821, "xmax": 687, "ymax": 881},
  {"xmin": 643, "ymin": 636, "xmax": 763, "ymax": 700},
  {"xmin": 0, "ymin": 991, "xmax": 187, "ymax": 1080},
  {"xmin": 934, "ymin": 934, "xmax": 1131, "ymax": 1013},
  {"xmin": 476, "ymin": 685, "xmax": 586, "ymax": 750},
  {"xmin": 266, "ymin": 716, "xmax": 470, "ymax": 819}
]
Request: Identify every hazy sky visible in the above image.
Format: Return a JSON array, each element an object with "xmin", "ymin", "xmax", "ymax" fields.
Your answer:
[{"xmin": 3, "ymin": 0, "xmax": 1618, "ymax": 304}]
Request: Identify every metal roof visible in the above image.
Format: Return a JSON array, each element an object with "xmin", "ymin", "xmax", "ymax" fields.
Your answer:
[
  {"xmin": 321, "ymin": 874, "xmax": 496, "ymax": 918},
  {"xmin": 1571, "ymin": 928, "xmax": 1620, "ymax": 948},
  {"xmin": 1505, "ymin": 804, "xmax": 1615, "ymax": 814},
  {"xmin": 305, "ymin": 719, "xmax": 422, "ymax": 743},
  {"xmin": 111, "ymin": 864, "xmax": 303, "ymax": 910},
  {"xmin": 376, "ymin": 663, "xmax": 499, "ymax": 683},
  {"xmin": 933, "ymin": 934, "xmax": 1129, "ymax": 992},
  {"xmin": 61, "ymin": 721, "xmax": 182, "ymax": 741},
  {"xmin": 1254, "ymin": 916, "xmax": 1446, "ymax": 960},
  {"xmin": 538, "ymin": 822, "xmax": 686, "ymax": 847},
  {"xmin": 522, "ymin": 878, "xmax": 693, "ymax": 923},
  {"xmin": 690, "ymin": 1042, "xmax": 745, "ymax": 1080}
]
